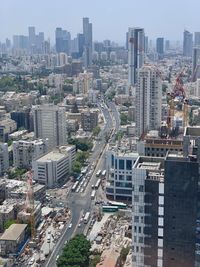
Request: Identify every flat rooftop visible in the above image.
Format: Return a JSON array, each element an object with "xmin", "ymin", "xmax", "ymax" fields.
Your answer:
[
  {"xmin": 36, "ymin": 151, "xmax": 66, "ymax": 162},
  {"xmin": 0, "ymin": 224, "xmax": 27, "ymax": 241}
]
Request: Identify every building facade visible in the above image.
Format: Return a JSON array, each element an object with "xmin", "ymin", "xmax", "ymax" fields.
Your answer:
[
  {"xmin": 13, "ymin": 139, "xmax": 48, "ymax": 169},
  {"xmin": 83, "ymin": 17, "xmax": 93, "ymax": 68},
  {"xmin": 128, "ymin": 27, "xmax": 145, "ymax": 85},
  {"xmin": 136, "ymin": 65, "xmax": 162, "ymax": 137},
  {"xmin": 81, "ymin": 110, "xmax": 98, "ymax": 131},
  {"xmin": 32, "ymin": 104, "xmax": 67, "ymax": 149},
  {"xmin": 183, "ymin": 30, "xmax": 193, "ymax": 57}
]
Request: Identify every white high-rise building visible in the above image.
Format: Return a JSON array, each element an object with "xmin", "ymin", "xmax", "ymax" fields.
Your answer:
[
  {"xmin": 32, "ymin": 104, "xmax": 67, "ymax": 149},
  {"xmin": 136, "ymin": 65, "xmax": 162, "ymax": 137},
  {"xmin": 128, "ymin": 27, "xmax": 145, "ymax": 86}
]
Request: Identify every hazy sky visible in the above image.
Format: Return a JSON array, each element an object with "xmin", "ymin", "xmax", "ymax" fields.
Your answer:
[{"xmin": 0, "ymin": 0, "xmax": 199, "ymax": 43}]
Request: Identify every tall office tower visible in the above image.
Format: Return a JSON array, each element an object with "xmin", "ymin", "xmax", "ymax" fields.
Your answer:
[
  {"xmin": 192, "ymin": 47, "xmax": 200, "ymax": 81},
  {"xmin": 128, "ymin": 27, "xmax": 145, "ymax": 86},
  {"xmin": 132, "ymin": 154, "xmax": 199, "ymax": 267},
  {"xmin": 28, "ymin": 26, "xmax": 36, "ymax": 47},
  {"xmin": 77, "ymin": 33, "xmax": 85, "ymax": 57},
  {"xmin": 194, "ymin": 32, "xmax": 200, "ymax": 46},
  {"xmin": 165, "ymin": 40, "xmax": 170, "ymax": 51},
  {"xmin": 32, "ymin": 104, "xmax": 67, "ymax": 149},
  {"xmin": 136, "ymin": 65, "xmax": 162, "ymax": 137},
  {"xmin": 36, "ymin": 32, "xmax": 44, "ymax": 53},
  {"xmin": 156, "ymin": 37, "xmax": 164, "ymax": 59},
  {"xmin": 144, "ymin": 36, "xmax": 148, "ymax": 54},
  {"xmin": 183, "ymin": 30, "xmax": 193, "ymax": 57},
  {"xmin": 83, "ymin": 17, "xmax": 93, "ymax": 68},
  {"xmin": 55, "ymin": 28, "xmax": 71, "ymax": 54},
  {"xmin": 13, "ymin": 35, "xmax": 28, "ymax": 50},
  {"xmin": 126, "ymin": 32, "xmax": 129, "ymax": 50}
]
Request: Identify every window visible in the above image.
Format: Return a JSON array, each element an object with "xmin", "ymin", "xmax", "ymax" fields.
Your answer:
[
  {"xmin": 134, "ymin": 195, "xmax": 139, "ymax": 202},
  {"xmin": 111, "ymin": 154, "xmax": 114, "ymax": 167},
  {"xmin": 126, "ymin": 175, "xmax": 132, "ymax": 181},
  {"xmin": 115, "ymin": 159, "xmax": 117, "ymax": 168},
  {"xmin": 126, "ymin": 160, "xmax": 132, "ymax": 170},
  {"xmin": 139, "ymin": 237, "xmax": 143, "ymax": 243},
  {"xmin": 134, "ymin": 216, "xmax": 139, "ymax": 223},
  {"xmin": 159, "ymin": 196, "xmax": 164, "ymax": 205},
  {"xmin": 119, "ymin": 175, "xmax": 124, "ymax": 180},
  {"xmin": 119, "ymin": 159, "xmax": 124, "ymax": 170},
  {"xmin": 139, "ymin": 206, "xmax": 144, "ymax": 213},
  {"xmin": 139, "ymin": 185, "xmax": 144, "ymax": 192},
  {"xmin": 139, "ymin": 226, "xmax": 141, "ymax": 233}
]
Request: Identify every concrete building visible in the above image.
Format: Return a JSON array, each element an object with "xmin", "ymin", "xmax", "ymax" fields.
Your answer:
[
  {"xmin": 192, "ymin": 46, "xmax": 200, "ymax": 81},
  {"xmin": 32, "ymin": 104, "xmax": 67, "ymax": 149},
  {"xmin": 0, "ymin": 119, "xmax": 17, "ymax": 142},
  {"xmin": 32, "ymin": 145, "xmax": 76, "ymax": 188},
  {"xmin": 183, "ymin": 30, "xmax": 193, "ymax": 57},
  {"xmin": 132, "ymin": 154, "xmax": 198, "ymax": 267},
  {"xmin": 136, "ymin": 65, "xmax": 162, "ymax": 137},
  {"xmin": 81, "ymin": 110, "xmax": 98, "ymax": 131},
  {"xmin": 0, "ymin": 143, "xmax": 9, "ymax": 176},
  {"xmin": 128, "ymin": 27, "xmax": 145, "ymax": 85},
  {"xmin": 194, "ymin": 32, "xmax": 200, "ymax": 46},
  {"xmin": 0, "ymin": 224, "xmax": 28, "ymax": 256},
  {"xmin": 13, "ymin": 138, "xmax": 48, "ymax": 169}
]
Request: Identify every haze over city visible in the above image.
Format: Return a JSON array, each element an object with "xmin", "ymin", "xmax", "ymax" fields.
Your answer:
[{"xmin": 1, "ymin": 0, "xmax": 200, "ymax": 42}]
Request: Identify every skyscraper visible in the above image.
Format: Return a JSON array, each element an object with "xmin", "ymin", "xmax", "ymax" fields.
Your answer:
[
  {"xmin": 183, "ymin": 30, "xmax": 193, "ymax": 57},
  {"xmin": 192, "ymin": 46, "xmax": 200, "ymax": 81},
  {"xmin": 55, "ymin": 27, "xmax": 71, "ymax": 54},
  {"xmin": 128, "ymin": 27, "xmax": 145, "ymax": 85},
  {"xmin": 28, "ymin": 26, "xmax": 36, "ymax": 47},
  {"xmin": 83, "ymin": 17, "xmax": 93, "ymax": 68},
  {"xmin": 32, "ymin": 104, "xmax": 67, "ymax": 149},
  {"xmin": 132, "ymin": 153, "xmax": 199, "ymax": 267},
  {"xmin": 194, "ymin": 32, "xmax": 200, "ymax": 46},
  {"xmin": 136, "ymin": 65, "xmax": 162, "ymax": 137},
  {"xmin": 165, "ymin": 40, "xmax": 170, "ymax": 51},
  {"xmin": 156, "ymin": 37, "xmax": 164, "ymax": 59}
]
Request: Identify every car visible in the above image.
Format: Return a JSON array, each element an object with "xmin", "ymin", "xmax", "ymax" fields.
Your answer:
[
  {"xmin": 56, "ymin": 255, "xmax": 59, "ymax": 262},
  {"xmin": 78, "ymin": 223, "xmax": 81, "ymax": 228},
  {"xmin": 68, "ymin": 223, "xmax": 72, "ymax": 229}
]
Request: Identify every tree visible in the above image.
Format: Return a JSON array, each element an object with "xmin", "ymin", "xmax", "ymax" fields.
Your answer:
[
  {"xmin": 57, "ymin": 234, "xmax": 91, "ymax": 267},
  {"xmin": 120, "ymin": 113, "xmax": 128, "ymax": 125},
  {"xmin": 72, "ymin": 161, "xmax": 82, "ymax": 174},
  {"xmin": 4, "ymin": 219, "xmax": 16, "ymax": 230},
  {"xmin": 119, "ymin": 246, "xmax": 130, "ymax": 264},
  {"xmin": 92, "ymin": 126, "xmax": 101, "ymax": 136},
  {"xmin": 76, "ymin": 151, "xmax": 89, "ymax": 165},
  {"xmin": 68, "ymin": 138, "xmax": 93, "ymax": 152}
]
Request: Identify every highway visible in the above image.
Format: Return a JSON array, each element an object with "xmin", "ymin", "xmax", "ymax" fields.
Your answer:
[{"xmin": 46, "ymin": 100, "xmax": 117, "ymax": 267}]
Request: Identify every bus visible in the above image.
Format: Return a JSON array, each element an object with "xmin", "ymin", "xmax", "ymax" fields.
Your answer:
[
  {"xmin": 96, "ymin": 170, "xmax": 101, "ymax": 177},
  {"xmin": 102, "ymin": 205, "xmax": 118, "ymax": 212},
  {"xmin": 108, "ymin": 201, "xmax": 127, "ymax": 209},
  {"xmin": 101, "ymin": 169, "xmax": 106, "ymax": 177},
  {"xmin": 84, "ymin": 212, "xmax": 90, "ymax": 224},
  {"xmin": 71, "ymin": 181, "xmax": 79, "ymax": 192},
  {"xmin": 91, "ymin": 190, "xmax": 96, "ymax": 200},
  {"xmin": 95, "ymin": 179, "xmax": 101, "ymax": 189}
]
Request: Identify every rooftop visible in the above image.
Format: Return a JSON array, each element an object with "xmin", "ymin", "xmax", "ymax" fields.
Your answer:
[
  {"xmin": 0, "ymin": 224, "xmax": 27, "ymax": 241},
  {"xmin": 36, "ymin": 151, "xmax": 67, "ymax": 162}
]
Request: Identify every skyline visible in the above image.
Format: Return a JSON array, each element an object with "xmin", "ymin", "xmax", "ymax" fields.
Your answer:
[{"xmin": 1, "ymin": 0, "xmax": 200, "ymax": 43}]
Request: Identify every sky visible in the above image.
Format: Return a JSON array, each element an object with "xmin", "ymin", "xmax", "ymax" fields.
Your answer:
[{"xmin": 0, "ymin": 0, "xmax": 200, "ymax": 44}]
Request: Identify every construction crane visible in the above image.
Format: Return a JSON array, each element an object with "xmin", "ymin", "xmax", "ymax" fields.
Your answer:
[
  {"xmin": 167, "ymin": 69, "xmax": 189, "ymax": 129},
  {"xmin": 25, "ymin": 170, "xmax": 35, "ymax": 240}
]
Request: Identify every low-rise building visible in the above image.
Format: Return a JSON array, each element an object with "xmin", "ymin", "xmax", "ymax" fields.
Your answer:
[
  {"xmin": 13, "ymin": 138, "xmax": 48, "ymax": 169},
  {"xmin": 32, "ymin": 145, "xmax": 76, "ymax": 188},
  {"xmin": 0, "ymin": 119, "xmax": 17, "ymax": 142},
  {"xmin": 0, "ymin": 224, "xmax": 28, "ymax": 256}
]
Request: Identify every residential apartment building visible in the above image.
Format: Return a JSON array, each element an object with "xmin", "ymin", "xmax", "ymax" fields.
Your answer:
[
  {"xmin": 136, "ymin": 65, "xmax": 162, "ymax": 137},
  {"xmin": 13, "ymin": 138, "xmax": 48, "ymax": 169},
  {"xmin": 81, "ymin": 110, "xmax": 98, "ymax": 131},
  {"xmin": 0, "ymin": 119, "xmax": 17, "ymax": 142},
  {"xmin": 32, "ymin": 104, "xmax": 67, "ymax": 149}
]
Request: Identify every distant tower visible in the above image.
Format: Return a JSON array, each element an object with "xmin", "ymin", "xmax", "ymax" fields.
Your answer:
[
  {"xmin": 194, "ymin": 32, "xmax": 200, "ymax": 46},
  {"xmin": 136, "ymin": 65, "xmax": 162, "ymax": 137},
  {"xmin": 128, "ymin": 27, "xmax": 145, "ymax": 86},
  {"xmin": 83, "ymin": 17, "xmax": 93, "ymax": 68},
  {"xmin": 192, "ymin": 46, "xmax": 200, "ymax": 81},
  {"xmin": 156, "ymin": 37, "xmax": 164, "ymax": 59},
  {"xmin": 183, "ymin": 30, "xmax": 193, "ymax": 57}
]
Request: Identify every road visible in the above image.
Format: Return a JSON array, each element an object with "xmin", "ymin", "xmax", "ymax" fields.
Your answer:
[{"xmin": 46, "ymin": 100, "xmax": 116, "ymax": 267}]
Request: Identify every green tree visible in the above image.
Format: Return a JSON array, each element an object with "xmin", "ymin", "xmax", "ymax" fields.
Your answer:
[
  {"xmin": 119, "ymin": 246, "xmax": 130, "ymax": 264},
  {"xmin": 72, "ymin": 161, "xmax": 82, "ymax": 174},
  {"xmin": 57, "ymin": 234, "xmax": 91, "ymax": 267},
  {"xmin": 76, "ymin": 151, "xmax": 89, "ymax": 165},
  {"xmin": 120, "ymin": 113, "xmax": 128, "ymax": 125},
  {"xmin": 68, "ymin": 138, "xmax": 93, "ymax": 152},
  {"xmin": 4, "ymin": 219, "xmax": 16, "ymax": 230},
  {"xmin": 92, "ymin": 126, "xmax": 101, "ymax": 136}
]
